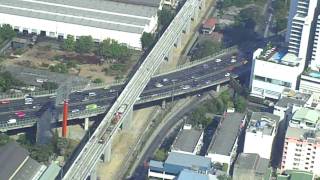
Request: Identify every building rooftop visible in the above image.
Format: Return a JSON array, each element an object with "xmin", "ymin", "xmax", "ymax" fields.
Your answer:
[
  {"xmin": 275, "ymin": 90, "xmax": 311, "ymax": 108},
  {"xmin": 12, "ymin": 158, "xmax": 45, "ymax": 180},
  {"xmin": 0, "ymin": 142, "xmax": 29, "ymax": 180},
  {"xmin": 234, "ymin": 153, "xmax": 269, "ymax": 175},
  {"xmin": 286, "ymin": 126, "xmax": 320, "ymax": 141},
  {"xmin": 172, "ymin": 128, "xmax": 202, "ymax": 153},
  {"xmin": 202, "ymin": 18, "xmax": 216, "ymax": 29},
  {"xmin": 177, "ymin": 169, "xmax": 218, "ymax": 180},
  {"xmin": 292, "ymin": 108, "xmax": 320, "ymax": 124},
  {"xmin": 247, "ymin": 112, "xmax": 280, "ymax": 136},
  {"xmin": 0, "ymin": 0, "xmax": 158, "ymax": 34},
  {"xmin": 277, "ymin": 170, "xmax": 313, "ymax": 180},
  {"xmin": 256, "ymin": 47, "xmax": 300, "ymax": 67},
  {"xmin": 208, "ymin": 113, "xmax": 245, "ymax": 155},
  {"xmin": 164, "ymin": 152, "xmax": 211, "ymax": 174},
  {"xmin": 108, "ymin": 0, "xmax": 161, "ymax": 7},
  {"xmin": 39, "ymin": 163, "xmax": 61, "ymax": 180}
]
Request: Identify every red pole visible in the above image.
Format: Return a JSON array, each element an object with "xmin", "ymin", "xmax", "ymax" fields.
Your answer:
[{"xmin": 62, "ymin": 100, "xmax": 68, "ymax": 137}]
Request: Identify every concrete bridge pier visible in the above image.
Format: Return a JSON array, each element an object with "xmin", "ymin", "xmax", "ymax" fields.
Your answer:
[
  {"xmin": 84, "ymin": 117, "xmax": 89, "ymax": 131},
  {"xmin": 89, "ymin": 164, "xmax": 98, "ymax": 180},
  {"xmin": 161, "ymin": 100, "xmax": 166, "ymax": 109},
  {"xmin": 183, "ymin": 20, "xmax": 191, "ymax": 35},
  {"xmin": 174, "ymin": 35, "xmax": 182, "ymax": 49},
  {"xmin": 121, "ymin": 105, "xmax": 133, "ymax": 130},
  {"xmin": 102, "ymin": 140, "xmax": 112, "ymax": 163},
  {"xmin": 216, "ymin": 84, "xmax": 220, "ymax": 92}
]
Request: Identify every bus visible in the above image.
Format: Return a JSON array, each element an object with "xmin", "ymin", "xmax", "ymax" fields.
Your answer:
[{"xmin": 85, "ymin": 104, "xmax": 98, "ymax": 110}]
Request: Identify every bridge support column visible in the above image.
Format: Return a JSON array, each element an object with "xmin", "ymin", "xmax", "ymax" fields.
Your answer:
[
  {"xmin": 174, "ymin": 35, "xmax": 182, "ymax": 49},
  {"xmin": 121, "ymin": 106, "xmax": 133, "ymax": 130},
  {"xmin": 216, "ymin": 84, "xmax": 220, "ymax": 92},
  {"xmin": 89, "ymin": 165, "xmax": 97, "ymax": 180},
  {"xmin": 84, "ymin": 117, "xmax": 89, "ymax": 131},
  {"xmin": 161, "ymin": 100, "xmax": 166, "ymax": 109},
  {"xmin": 183, "ymin": 20, "xmax": 191, "ymax": 35},
  {"xmin": 103, "ymin": 140, "xmax": 112, "ymax": 163}
]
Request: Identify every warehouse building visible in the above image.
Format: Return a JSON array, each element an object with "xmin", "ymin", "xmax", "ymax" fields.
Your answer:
[{"xmin": 0, "ymin": 0, "xmax": 161, "ymax": 49}]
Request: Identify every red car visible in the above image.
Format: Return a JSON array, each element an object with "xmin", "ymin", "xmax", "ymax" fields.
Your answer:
[
  {"xmin": 0, "ymin": 100, "xmax": 10, "ymax": 104},
  {"xmin": 15, "ymin": 111, "xmax": 26, "ymax": 118}
]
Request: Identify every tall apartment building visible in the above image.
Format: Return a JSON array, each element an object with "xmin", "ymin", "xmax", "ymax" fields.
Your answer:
[
  {"xmin": 286, "ymin": 0, "xmax": 319, "ymax": 62},
  {"xmin": 281, "ymin": 127, "xmax": 320, "ymax": 175}
]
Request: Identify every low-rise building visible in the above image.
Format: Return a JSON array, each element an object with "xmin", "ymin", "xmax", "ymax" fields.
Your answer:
[
  {"xmin": 289, "ymin": 108, "xmax": 320, "ymax": 130},
  {"xmin": 300, "ymin": 71, "xmax": 320, "ymax": 95},
  {"xmin": 233, "ymin": 153, "xmax": 269, "ymax": 180},
  {"xmin": 206, "ymin": 113, "xmax": 246, "ymax": 173},
  {"xmin": 244, "ymin": 112, "xmax": 280, "ymax": 159},
  {"xmin": 0, "ymin": 142, "xmax": 46, "ymax": 180},
  {"xmin": 201, "ymin": 18, "xmax": 216, "ymax": 35},
  {"xmin": 148, "ymin": 152, "xmax": 212, "ymax": 180},
  {"xmin": 273, "ymin": 90, "xmax": 311, "ymax": 120},
  {"xmin": 281, "ymin": 127, "xmax": 320, "ymax": 175},
  {"xmin": 171, "ymin": 124, "xmax": 203, "ymax": 155},
  {"xmin": 249, "ymin": 47, "xmax": 304, "ymax": 99},
  {"xmin": 177, "ymin": 169, "xmax": 218, "ymax": 180}
]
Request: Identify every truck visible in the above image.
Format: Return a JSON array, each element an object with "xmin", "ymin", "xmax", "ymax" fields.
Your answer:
[
  {"xmin": 112, "ymin": 104, "xmax": 128, "ymax": 124},
  {"xmin": 85, "ymin": 104, "xmax": 98, "ymax": 110},
  {"xmin": 7, "ymin": 119, "xmax": 17, "ymax": 124}
]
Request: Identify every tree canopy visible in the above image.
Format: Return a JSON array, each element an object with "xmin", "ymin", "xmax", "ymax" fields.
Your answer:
[
  {"xmin": 75, "ymin": 36, "xmax": 94, "ymax": 53},
  {"xmin": 141, "ymin": 32, "xmax": 155, "ymax": 50},
  {"xmin": 0, "ymin": 24, "xmax": 16, "ymax": 42},
  {"xmin": 99, "ymin": 39, "xmax": 130, "ymax": 62},
  {"xmin": 61, "ymin": 35, "xmax": 75, "ymax": 51},
  {"xmin": 158, "ymin": 8, "xmax": 175, "ymax": 28}
]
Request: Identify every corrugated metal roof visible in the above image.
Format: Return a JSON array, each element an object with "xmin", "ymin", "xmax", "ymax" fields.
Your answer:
[
  {"xmin": 177, "ymin": 169, "xmax": 210, "ymax": 180},
  {"xmin": 292, "ymin": 108, "xmax": 320, "ymax": 124}
]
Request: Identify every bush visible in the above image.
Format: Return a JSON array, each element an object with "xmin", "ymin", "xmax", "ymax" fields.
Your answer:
[
  {"xmin": 93, "ymin": 78, "xmax": 103, "ymax": 83},
  {"xmin": 154, "ymin": 148, "xmax": 167, "ymax": 161}
]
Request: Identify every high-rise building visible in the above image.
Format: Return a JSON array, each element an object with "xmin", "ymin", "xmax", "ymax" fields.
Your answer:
[{"xmin": 286, "ymin": 0, "xmax": 319, "ymax": 62}]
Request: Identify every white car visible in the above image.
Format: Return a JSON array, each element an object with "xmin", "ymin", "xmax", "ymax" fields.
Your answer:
[
  {"xmin": 225, "ymin": 73, "xmax": 230, "ymax": 77},
  {"xmin": 71, "ymin": 109, "xmax": 80, "ymax": 113},
  {"xmin": 162, "ymin": 78, "xmax": 169, "ymax": 83},
  {"xmin": 231, "ymin": 59, "xmax": 237, "ymax": 63},
  {"xmin": 7, "ymin": 119, "xmax": 17, "ymax": 124},
  {"xmin": 88, "ymin": 92, "xmax": 96, "ymax": 97},
  {"xmin": 155, "ymin": 82, "xmax": 164, "ymax": 88},
  {"xmin": 215, "ymin": 59, "xmax": 222, "ymax": 62},
  {"xmin": 182, "ymin": 85, "xmax": 191, "ymax": 90}
]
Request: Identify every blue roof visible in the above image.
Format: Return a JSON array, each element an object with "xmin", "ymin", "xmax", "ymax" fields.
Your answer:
[
  {"xmin": 149, "ymin": 160, "xmax": 164, "ymax": 172},
  {"xmin": 177, "ymin": 170, "xmax": 209, "ymax": 180},
  {"xmin": 164, "ymin": 152, "xmax": 211, "ymax": 174}
]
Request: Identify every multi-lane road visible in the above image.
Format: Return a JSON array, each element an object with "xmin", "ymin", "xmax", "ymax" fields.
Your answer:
[{"xmin": 0, "ymin": 52, "xmax": 249, "ymax": 127}]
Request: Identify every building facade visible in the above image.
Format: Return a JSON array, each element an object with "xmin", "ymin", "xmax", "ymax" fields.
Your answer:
[
  {"xmin": 244, "ymin": 112, "xmax": 280, "ymax": 160},
  {"xmin": 281, "ymin": 127, "xmax": 320, "ymax": 175},
  {"xmin": 0, "ymin": 0, "xmax": 159, "ymax": 49},
  {"xmin": 250, "ymin": 47, "xmax": 304, "ymax": 99}
]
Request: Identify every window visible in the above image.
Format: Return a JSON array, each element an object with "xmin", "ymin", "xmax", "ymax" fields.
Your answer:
[{"xmin": 254, "ymin": 75, "xmax": 266, "ymax": 81}]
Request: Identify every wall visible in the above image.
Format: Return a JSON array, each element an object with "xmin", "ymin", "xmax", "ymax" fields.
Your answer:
[{"xmin": 0, "ymin": 13, "xmax": 143, "ymax": 49}]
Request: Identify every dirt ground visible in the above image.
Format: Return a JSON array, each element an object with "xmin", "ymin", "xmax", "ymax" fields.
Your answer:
[
  {"xmin": 3, "ymin": 41, "xmax": 140, "ymax": 83},
  {"xmin": 97, "ymin": 107, "xmax": 155, "ymax": 179}
]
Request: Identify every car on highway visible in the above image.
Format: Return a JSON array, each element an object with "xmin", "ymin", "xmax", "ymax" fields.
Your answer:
[
  {"xmin": 25, "ymin": 97, "xmax": 33, "ymax": 105},
  {"xmin": 162, "ymin": 78, "xmax": 169, "ymax": 83},
  {"xmin": 82, "ymin": 96, "xmax": 89, "ymax": 102},
  {"xmin": 15, "ymin": 111, "xmax": 26, "ymax": 118},
  {"xmin": 71, "ymin": 109, "xmax": 80, "ymax": 113},
  {"xmin": 88, "ymin": 92, "xmax": 96, "ymax": 97},
  {"xmin": 7, "ymin": 119, "xmax": 17, "ymax": 124},
  {"xmin": 215, "ymin": 59, "xmax": 222, "ymax": 62},
  {"xmin": 0, "ymin": 100, "xmax": 10, "ymax": 104},
  {"xmin": 86, "ymin": 104, "xmax": 98, "ymax": 110},
  {"xmin": 225, "ymin": 73, "xmax": 230, "ymax": 77},
  {"xmin": 49, "ymin": 95, "xmax": 56, "ymax": 99},
  {"xmin": 109, "ymin": 89, "xmax": 116, "ymax": 93},
  {"xmin": 182, "ymin": 85, "xmax": 191, "ymax": 90},
  {"xmin": 231, "ymin": 59, "xmax": 237, "ymax": 63},
  {"xmin": 154, "ymin": 82, "xmax": 164, "ymax": 88}
]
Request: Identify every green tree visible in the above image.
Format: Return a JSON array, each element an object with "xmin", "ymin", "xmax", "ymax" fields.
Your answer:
[
  {"xmin": 75, "ymin": 36, "xmax": 94, "ymax": 53},
  {"xmin": 29, "ymin": 144, "xmax": 53, "ymax": 162},
  {"xmin": 154, "ymin": 148, "xmax": 167, "ymax": 161},
  {"xmin": 93, "ymin": 78, "xmax": 103, "ymax": 83},
  {"xmin": 61, "ymin": 35, "xmax": 75, "ymax": 51},
  {"xmin": 158, "ymin": 8, "xmax": 175, "ymax": 28},
  {"xmin": 0, "ymin": 133, "xmax": 10, "ymax": 146},
  {"xmin": 42, "ymin": 82, "xmax": 59, "ymax": 90},
  {"xmin": 234, "ymin": 96, "xmax": 247, "ymax": 112},
  {"xmin": 0, "ymin": 24, "xmax": 16, "ymax": 40},
  {"xmin": 0, "ymin": 71, "xmax": 24, "ymax": 92},
  {"xmin": 141, "ymin": 32, "xmax": 155, "ymax": 50},
  {"xmin": 49, "ymin": 63, "xmax": 68, "ymax": 73},
  {"xmin": 217, "ymin": 174, "xmax": 232, "ymax": 180},
  {"xmin": 99, "ymin": 39, "xmax": 130, "ymax": 61},
  {"xmin": 192, "ymin": 40, "xmax": 223, "ymax": 60}
]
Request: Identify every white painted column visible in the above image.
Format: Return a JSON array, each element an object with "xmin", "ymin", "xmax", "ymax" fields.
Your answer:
[
  {"xmin": 84, "ymin": 117, "xmax": 89, "ymax": 131},
  {"xmin": 90, "ymin": 166, "xmax": 97, "ymax": 180},
  {"xmin": 161, "ymin": 100, "xmax": 166, "ymax": 109},
  {"xmin": 103, "ymin": 140, "xmax": 112, "ymax": 163},
  {"xmin": 216, "ymin": 84, "xmax": 221, "ymax": 92},
  {"xmin": 122, "ymin": 106, "xmax": 133, "ymax": 130}
]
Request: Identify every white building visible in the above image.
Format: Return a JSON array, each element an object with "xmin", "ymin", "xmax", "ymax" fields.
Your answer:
[
  {"xmin": 281, "ymin": 127, "xmax": 320, "ymax": 175},
  {"xmin": 243, "ymin": 112, "xmax": 280, "ymax": 160},
  {"xmin": 206, "ymin": 113, "xmax": 246, "ymax": 174},
  {"xmin": 310, "ymin": 14, "xmax": 320, "ymax": 71},
  {"xmin": 171, "ymin": 124, "xmax": 203, "ymax": 155},
  {"xmin": 286, "ymin": 0, "xmax": 319, "ymax": 61},
  {"xmin": 300, "ymin": 72, "xmax": 320, "ymax": 94},
  {"xmin": 0, "ymin": 0, "xmax": 160, "ymax": 49},
  {"xmin": 250, "ymin": 47, "xmax": 304, "ymax": 99}
]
